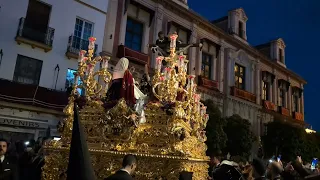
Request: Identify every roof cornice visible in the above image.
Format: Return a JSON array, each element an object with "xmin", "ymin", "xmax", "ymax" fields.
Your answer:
[{"xmin": 153, "ymin": 0, "xmax": 306, "ymax": 84}]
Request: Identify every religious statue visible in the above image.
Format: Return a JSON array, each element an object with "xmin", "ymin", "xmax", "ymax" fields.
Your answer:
[
  {"xmin": 105, "ymin": 57, "xmax": 147, "ymax": 108},
  {"xmin": 150, "ymin": 31, "xmax": 203, "ymax": 57},
  {"xmin": 139, "ymin": 64, "xmax": 153, "ymax": 97}
]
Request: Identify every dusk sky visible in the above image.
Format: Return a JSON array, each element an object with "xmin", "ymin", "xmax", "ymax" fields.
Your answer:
[{"xmin": 188, "ymin": 0, "xmax": 320, "ymax": 130}]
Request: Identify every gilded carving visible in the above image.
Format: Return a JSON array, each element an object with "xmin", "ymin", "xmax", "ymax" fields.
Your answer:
[{"xmin": 42, "ymin": 36, "xmax": 209, "ymax": 179}]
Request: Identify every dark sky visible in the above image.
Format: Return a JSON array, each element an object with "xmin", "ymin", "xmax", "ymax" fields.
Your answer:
[{"xmin": 188, "ymin": 0, "xmax": 320, "ymax": 130}]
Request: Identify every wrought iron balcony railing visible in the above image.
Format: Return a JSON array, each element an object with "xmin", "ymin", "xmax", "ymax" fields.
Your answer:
[
  {"xmin": 16, "ymin": 17, "xmax": 55, "ymax": 48},
  {"xmin": 66, "ymin": 35, "xmax": 98, "ymax": 59}
]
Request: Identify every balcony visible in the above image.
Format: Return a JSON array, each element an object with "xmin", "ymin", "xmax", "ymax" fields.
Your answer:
[
  {"xmin": 263, "ymin": 100, "xmax": 276, "ymax": 111},
  {"xmin": 230, "ymin": 86, "xmax": 256, "ymax": 103},
  {"xmin": 278, "ymin": 106, "xmax": 290, "ymax": 117},
  {"xmin": 293, "ymin": 112, "xmax": 304, "ymax": 121},
  {"xmin": 198, "ymin": 76, "xmax": 219, "ymax": 90},
  {"xmin": 15, "ymin": 17, "xmax": 55, "ymax": 52},
  {"xmin": 117, "ymin": 45, "xmax": 149, "ymax": 65},
  {"xmin": 66, "ymin": 35, "xmax": 98, "ymax": 59},
  {"xmin": 0, "ymin": 78, "xmax": 68, "ymax": 111}
]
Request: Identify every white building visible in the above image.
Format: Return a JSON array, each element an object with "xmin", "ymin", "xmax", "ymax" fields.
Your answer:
[
  {"xmin": 0, "ymin": 0, "xmax": 109, "ymax": 141},
  {"xmin": 102, "ymin": 0, "xmax": 306, "ymax": 147}
]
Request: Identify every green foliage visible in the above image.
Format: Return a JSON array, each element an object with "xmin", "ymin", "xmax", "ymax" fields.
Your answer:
[
  {"xmin": 262, "ymin": 120, "xmax": 320, "ymax": 162},
  {"xmin": 203, "ymin": 99, "xmax": 227, "ymax": 156},
  {"xmin": 223, "ymin": 114, "xmax": 256, "ymax": 158}
]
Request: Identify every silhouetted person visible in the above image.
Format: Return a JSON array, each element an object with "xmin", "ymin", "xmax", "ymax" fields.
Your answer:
[
  {"xmin": 0, "ymin": 138, "xmax": 18, "ymax": 180},
  {"xmin": 105, "ymin": 154, "xmax": 137, "ymax": 180}
]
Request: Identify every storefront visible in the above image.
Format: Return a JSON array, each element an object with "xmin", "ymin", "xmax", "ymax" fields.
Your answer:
[
  {"xmin": 0, "ymin": 78, "xmax": 67, "ymax": 142},
  {"xmin": 0, "ymin": 106, "xmax": 62, "ymax": 143},
  {"xmin": 0, "ymin": 115, "xmax": 49, "ymax": 141}
]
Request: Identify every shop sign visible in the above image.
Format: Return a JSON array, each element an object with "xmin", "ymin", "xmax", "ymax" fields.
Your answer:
[{"xmin": 0, "ymin": 118, "xmax": 47, "ymax": 128}]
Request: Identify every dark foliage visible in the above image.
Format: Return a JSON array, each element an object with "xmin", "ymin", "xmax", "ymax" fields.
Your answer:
[
  {"xmin": 223, "ymin": 114, "xmax": 256, "ymax": 158},
  {"xmin": 262, "ymin": 120, "xmax": 320, "ymax": 162},
  {"xmin": 203, "ymin": 99, "xmax": 227, "ymax": 156}
]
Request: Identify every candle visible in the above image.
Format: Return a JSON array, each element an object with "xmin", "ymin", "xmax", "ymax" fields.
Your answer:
[
  {"xmin": 170, "ymin": 33, "xmax": 178, "ymax": 49},
  {"xmin": 179, "ymin": 55, "xmax": 185, "ymax": 69},
  {"xmin": 88, "ymin": 37, "xmax": 96, "ymax": 50},
  {"xmin": 102, "ymin": 57, "xmax": 110, "ymax": 69},
  {"xmin": 201, "ymin": 106, "xmax": 207, "ymax": 116},
  {"xmin": 165, "ymin": 67, "xmax": 171, "ymax": 79},
  {"xmin": 79, "ymin": 50, "xmax": 86, "ymax": 63},
  {"xmin": 75, "ymin": 75, "xmax": 79, "ymax": 85},
  {"xmin": 156, "ymin": 56, "xmax": 164, "ymax": 71},
  {"xmin": 87, "ymin": 64, "xmax": 94, "ymax": 74}
]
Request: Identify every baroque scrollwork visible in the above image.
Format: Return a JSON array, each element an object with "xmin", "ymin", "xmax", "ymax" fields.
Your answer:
[{"xmin": 43, "ymin": 35, "xmax": 209, "ymax": 180}]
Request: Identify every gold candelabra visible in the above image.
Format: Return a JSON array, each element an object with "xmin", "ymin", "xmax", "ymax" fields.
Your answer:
[{"xmin": 74, "ymin": 37, "xmax": 112, "ymax": 100}]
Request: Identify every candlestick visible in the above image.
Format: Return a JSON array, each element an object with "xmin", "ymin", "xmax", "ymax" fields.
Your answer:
[
  {"xmin": 170, "ymin": 33, "xmax": 178, "ymax": 49},
  {"xmin": 88, "ymin": 37, "xmax": 96, "ymax": 50}
]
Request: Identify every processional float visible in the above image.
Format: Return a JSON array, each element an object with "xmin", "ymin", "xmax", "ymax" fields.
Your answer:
[{"xmin": 42, "ymin": 34, "xmax": 210, "ymax": 179}]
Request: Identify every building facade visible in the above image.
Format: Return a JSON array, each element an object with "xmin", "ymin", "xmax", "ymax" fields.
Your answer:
[
  {"xmin": 0, "ymin": 0, "xmax": 109, "ymax": 141},
  {"xmin": 102, "ymin": 0, "xmax": 306, "ymax": 141}
]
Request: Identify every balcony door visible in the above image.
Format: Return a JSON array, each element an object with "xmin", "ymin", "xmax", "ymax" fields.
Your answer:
[
  {"xmin": 25, "ymin": 0, "xmax": 51, "ymax": 42},
  {"xmin": 73, "ymin": 18, "xmax": 94, "ymax": 51}
]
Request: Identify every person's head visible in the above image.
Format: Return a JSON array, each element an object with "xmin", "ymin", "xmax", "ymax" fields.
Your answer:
[
  {"xmin": 0, "ymin": 138, "xmax": 8, "ymax": 156},
  {"xmin": 266, "ymin": 162, "xmax": 283, "ymax": 179},
  {"xmin": 179, "ymin": 171, "xmax": 193, "ymax": 180},
  {"xmin": 242, "ymin": 165, "xmax": 253, "ymax": 180},
  {"xmin": 210, "ymin": 154, "xmax": 221, "ymax": 166},
  {"xmin": 122, "ymin": 154, "xmax": 137, "ymax": 174},
  {"xmin": 252, "ymin": 158, "xmax": 266, "ymax": 178},
  {"xmin": 158, "ymin": 31, "xmax": 164, "ymax": 39}
]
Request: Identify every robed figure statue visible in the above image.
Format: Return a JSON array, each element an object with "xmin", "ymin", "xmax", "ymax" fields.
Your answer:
[{"xmin": 105, "ymin": 57, "xmax": 146, "ymax": 108}]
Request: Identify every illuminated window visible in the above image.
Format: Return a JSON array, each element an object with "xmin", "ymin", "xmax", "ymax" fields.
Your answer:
[
  {"xmin": 201, "ymin": 52, "xmax": 212, "ymax": 79},
  {"xmin": 234, "ymin": 63, "xmax": 245, "ymax": 90},
  {"xmin": 279, "ymin": 88, "xmax": 285, "ymax": 107},
  {"xmin": 293, "ymin": 94, "xmax": 299, "ymax": 112},
  {"xmin": 65, "ymin": 69, "xmax": 82, "ymax": 95},
  {"xmin": 262, "ymin": 81, "xmax": 270, "ymax": 100}
]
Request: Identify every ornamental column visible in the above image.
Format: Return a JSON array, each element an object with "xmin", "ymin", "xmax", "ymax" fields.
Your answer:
[
  {"xmin": 151, "ymin": 4, "xmax": 164, "ymax": 69},
  {"xmin": 251, "ymin": 63, "xmax": 255, "ymax": 94},
  {"xmin": 102, "ymin": 0, "xmax": 118, "ymax": 55},
  {"xmin": 288, "ymin": 84, "xmax": 292, "ymax": 113},
  {"xmin": 272, "ymin": 70, "xmax": 278, "ymax": 105},
  {"xmin": 301, "ymin": 86, "xmax": 305, "ymax": 119},
  {"xmin": 189, "ymin": 22, "xmax": 198, "ymax": 75},
  {"xmin": 218, "ymin": 44, "xmax": 225, "ymax": 92},
  {"xmin": 255, "ymin": 61, "xmax": 261, "ymax": 105}
]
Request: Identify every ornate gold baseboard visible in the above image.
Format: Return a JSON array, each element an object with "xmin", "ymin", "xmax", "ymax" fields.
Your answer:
[{"xmin": 42, "ymin": 147, "xmax": 208, "ymax": 180}]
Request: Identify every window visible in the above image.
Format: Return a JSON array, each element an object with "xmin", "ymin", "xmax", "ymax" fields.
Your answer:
[
  {"xmin": 262, "ymin": 81, "xmax": 270, "ymax": 100},
  {"xmin": 73, "ymin": 18, "xmax": 94, "ymax": 50},
  {"xmin": 293, "ymin": 94, "xmax": 299, "ymax": 112},
  {"xmin": 24, "ymin": 0, "xmax": 51, "ymax": 43},
  {"xmin": 125, "ymin": 18, "xmax": 143, "ymax": 52},
  {"xmin": 238, "ymin": 21, "xmax": 244, "ymax": 38},
  {"xmin": 65, "ymin": 69, "xmax": 82, "ymax": 95},
  {"xmin": 201, "ymin": 52, "xmax": 212, "ymax": 79},
  {"xmin": 279, "ymin": 49, "xmax": 284, "ymax": 63},
  {"xmin": 13, "ymin": 55, "xmax": 43, "ymax": 85},
  {"xmin": 279, "ymin": 88, "xmax": 285, "ymax": 107},
  {"xmin": 234, "ymin": 63, "xmax": 245, "ymax": 90}
]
